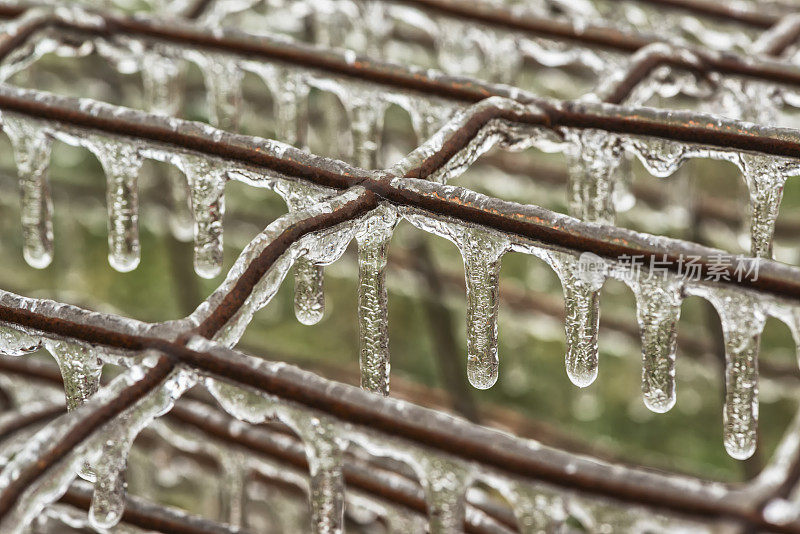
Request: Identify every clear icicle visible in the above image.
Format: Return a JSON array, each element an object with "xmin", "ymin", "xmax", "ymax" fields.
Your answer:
[
  {"xmin": 739, "ymin": 153, "xmax": 790, "ymax": 259},
  {"xmin": 720, "ymin": 293, "xmax": 765, "ymax": 460},
  {"xmin": 456, "ymin": 227, "xmax": 509, "ymax": 390},
  {"xmin": 282, "ymin": 411, "xmax": 345, "ymax": 534},
  {"xmin": 141, "ymin": 52, "xmax": 185, "ymax": 117},
  {"xmin": 546, "ymin": 251, "xmax": 607, "ymax": 387},
  {"xmin": 43, "ymin": 340, "xmax": 103, "ymax": 411},
  {"xmin": 275, "ymin": 182, "xmax": 329, "ymax": 326},
  {"xmin": 174, "ymin": 155, "xmax": 227, "ymax": 278},
  {"xmin": 627, "ymin": 275, "xmax": 683, "ymax": 413},
  {"xmin": 0, "ymin": 324, "xmax": 40, "ymax": 356},
  {"xmin": 564, "ymin": 129, "xmax": 622, "ymax": 224},
  {"xmin": 355, "ymin": 205, "xmax": 398, "ymax": 395},
  {"xmin": 196, "ymin": 54, "xmax": 242, "ymax": 131},
  {"xmin": 417, "ymin": 456, "xmax": 470, "ymax": 533},
  {"xmin": 3, "ymin": 116, "xmax": 54, "ymax": 269},
  {"xmin": 219, "ymin": 452, "xmax": 247, "ymax": 528},
  {"xmin": 84, "ymin": 136, "xmax": 143, "ymax": 272},
  {"xmin": 273, "ymin": 70, "xmax": 310, "ymax": 148},
  {"xmin": 294, "ymin": 260, "xmax": 325, "ymax": 326},
  {"xmin": 345, "ymin": 97, "xmax": 387, "ymax": 169},
  {"xmin": 690, "ymin": 286, "xmax": 766, "ymax": 459},
  {"xmin": 141, "ymin": 53, "xmax": 194, "ymax": 242}
]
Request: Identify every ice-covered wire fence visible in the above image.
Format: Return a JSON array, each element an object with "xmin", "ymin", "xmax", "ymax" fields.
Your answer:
[
  {"xmin": 2, "ymin": 78, "xmax": 800, "ymax": 531},
  {"xmin": 4, "ymin": 1, "xmax": 800, "ymax": 532},
  {"xmin": 4, "ymin": 4, "xmax": 800, "ymax": 262}
]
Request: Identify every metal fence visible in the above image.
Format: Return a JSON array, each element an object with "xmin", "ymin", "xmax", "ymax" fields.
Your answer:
[{"xmin": 1, "ymin": 0, "xmax": 800, "ymax": 532}]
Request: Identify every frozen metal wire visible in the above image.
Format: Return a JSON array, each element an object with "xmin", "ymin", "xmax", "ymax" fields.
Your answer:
[
  {"xmin": 4, "ymin": 3, "xmax": 800, "ymax": 109},
  {"xmin": 0, "ymin": 83, "xmax": 800, "ymax": 531}
]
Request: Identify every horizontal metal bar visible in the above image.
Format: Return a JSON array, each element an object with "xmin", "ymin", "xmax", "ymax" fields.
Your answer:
[{"xmin": 1, "ymin": 5, "xmax": 800, "ymax": 108}]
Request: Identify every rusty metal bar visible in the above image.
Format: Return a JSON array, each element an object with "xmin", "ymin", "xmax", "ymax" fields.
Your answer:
[
  {"xmin": 1, "ymin": 5, "xmax": 800, "ymax": 109},
  {"xmin": 0, "ymin": 297, "xmax": 795, "ymax": 531},
  {"xmin": 60, "ymin": 481, "xmax": 253, "ymax": 534}
]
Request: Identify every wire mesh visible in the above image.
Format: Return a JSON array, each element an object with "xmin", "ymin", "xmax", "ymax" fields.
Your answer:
[{"xmin": 1, "ymin": 0, "xmax": 800, "ymax": 533}]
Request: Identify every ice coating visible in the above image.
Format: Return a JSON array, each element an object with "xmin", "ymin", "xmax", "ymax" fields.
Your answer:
[
  {"xmin": 2, "ymin": 115, "xmax": 54, "ymax": 269},
  {"xmin": 43, "ymin": 340, "xmax": 103, "ymax": 411},
  {"xmin": 88, "ymin": 366, "xmax": 197, "ymax": 530},
  {"xmin": 172, "ymin": 155, "xmax": 228, "ymax": 279},
  {"xmin": 83, "ymin": 135, "xmax": 144, "ymax": 272},
  {"xmin": 564, "ymin": 129, "xmax": 622, "ymax": 224},
  {"xmin": 355, "ymin": 204, "xmax": 398, "ymax": 395},
  {"xmin": 0, "ymin": 324, "xmax": 41, "ymax": 356},
  {"xmin": 545, "ymin": 251, "xmax": 606, "ymax": 388},
  {"xmin": 195, "ymin": 187, "xmax": 366, "ymax": 347},
  {"xmin": 0, "ymin": 358, "xmax": 192, "ymax": 534},
  {"xmin": 689, "ymin": 285, "xmax": 766, "ymax": 460},
  {"xmin": 625, "ymin": 275, "xmax": 683, "ymax": 413}
]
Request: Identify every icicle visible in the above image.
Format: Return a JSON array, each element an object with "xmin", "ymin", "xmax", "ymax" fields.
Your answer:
[
  {"xmin": 294, "ymin": 260, "xmax": 325, "ymax": 326},
  {"xmin": 43, "ymin": 340, "xmax": 103, "ymax": 411},
  {"xmin": 355, "ymin": 205, "xmax": 398, "ymax": 395},
  {"xmin": 3, "ymin": 116, "xmax": 54, "ymax": 269},
  {"xmin": 195, "ymin": 54, "xmax": 243, "ymax": 132},
  {"xmin": 219, "ymin": 452, "xmax": 247, "ymax": 528},
  {"xmin": 564, "ymin": 129, "xmax": 622, "ymax": 224},
  {"xmin": 272, "ymin": 70, "xmax": 310, "ymax": 148},
  {"xmin": 454, "ymin": 227, "xmax": 510, "ymax": 390},
  {"xmin": 0, "ymin": 324, "xmax": 40, "ymax": 356},
  {"xmin": 356, "ymin": 0, "xmax": 391, "ymax": 57},
  {"xmin": 626, "ymin": 276, "xmax": 683, "ymax": 413},
  {"xmin": 141, "ymin": 52, "xmax": 184, "ymax": 117},
  {"xmin": 690, "ymin": 286, "xmax": 766, "ymax": 459},
  {"xmin": 174, "ymin": 155, "xmax": 227, "ymax": 278},
  {"xmin": 739, "ymin": 153, "xmax": 790, "ymax": 259},
  {"xmin": 627, "ymin": 136, "xmax": 689, "ymax": 178},
  {"xmin": 282, "ymin": 411, "xmax": 345, "ymax": 534},
  {"xmin": 715, "ymin": 78, "xmax": 782, "ymax": 127},
  {"xmin": 546, "ymin": 251, "xmax": 607, "ymax": 387},
  {"xmin": 417, "ymin": 456, "xmax": 470, "ymax": 533},
  {"xmin": 435, "ymin": 19, "xmax": 481, "ymax": 78},
  {"xmin": 486, "ymin": 479, "xmax": 567, "ymax": 534},
  {"xmin": 275, "ymin": 182, "xmax": 330, "ymax": 326},
  {"xmin": 83, "ymin": 136, "xmax": 143, "ymax": 272},
  {"xmin": 401, "ymin": 213, "xmax": 509, "ymax": 389},
  {"xmin": 344, "ymin": 97, "xmax": 387, "ymax": 169},
  {"xmin": 141, "ymin": 53, "xmax": 194, "ymax": 242},
  {"xmin": 477, "ymin": 32, "xmax": 522, "ymax": 85}
]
